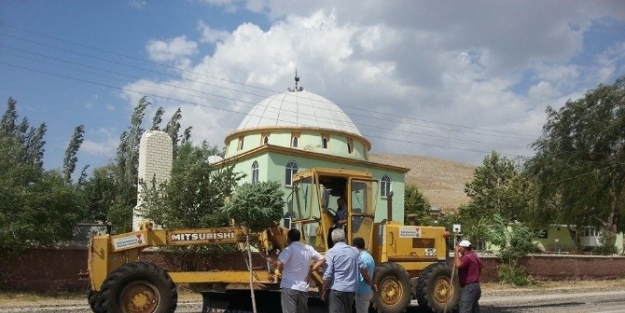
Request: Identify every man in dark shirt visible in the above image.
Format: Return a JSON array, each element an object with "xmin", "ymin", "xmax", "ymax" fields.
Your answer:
[
  {"xmin": 326, "ymin": 197, "xmax": 347, "ymax": 249},
  {"xmin": 454, "ymin": 240, "xmax": 482, "ymax": 313}
]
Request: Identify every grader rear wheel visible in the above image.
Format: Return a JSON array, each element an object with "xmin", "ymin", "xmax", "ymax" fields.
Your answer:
[
  {"xmin": 415, "ymin": 263, "xmax": 460, "ymax": 313},
  {"xmin": 88, "ymin": 286, "xmax": 101, "ymax": 313},
  {"xmin": 98, "ymin": 262, "xmax": 177, "ymax": 313},
  {"xmin": 371, "ymin": 262, "xmax": 411, "ymax": 313}
]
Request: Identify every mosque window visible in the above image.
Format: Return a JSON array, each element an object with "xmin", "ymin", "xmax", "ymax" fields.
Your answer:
[
  {"xmin": 261, "ymin": 132, "xmax": 270, "ymax": 145},
  {"xmin": 381, "ymin": 175, "xmax": 392, "ymax": 198},
  {"xmin": 237, "ymin": 136, "xmax": 244, "ymax": 151},
  {"xmin": 291, "ymin": 135, "xmax": 299, "ymax": 148},
  {"xmin": 347, "ymin": 138, "xmax": 354, "ymax": 154},
  {"xmin": 285, "ymin": 161, "xmax": 299, "ymax": 187},
  {"xmin": 251, "ymin": 161, "xmax": 259, "ymax": 184},
  {"xmin": 321, "ymin": 135, "xmax": 329, "ymax": 149}
]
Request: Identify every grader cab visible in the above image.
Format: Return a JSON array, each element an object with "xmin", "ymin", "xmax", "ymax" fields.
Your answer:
[
  {"xmin": 289, "ymin": 167, "xmax": 460, "ymax": 313},
  {"xmin": 85, "ymin": 167, "xmax": 459, "ymax": 313}
]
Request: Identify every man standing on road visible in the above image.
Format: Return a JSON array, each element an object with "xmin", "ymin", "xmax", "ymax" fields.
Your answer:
[
  {"xmin": 353, "ymin": 237, "xmax": 376, "ymax": 313},
  {"xmin": 319, "ymin": 229, "xmax": 375, "ymax": 313},
  {"xmin": 267, "ymin": 228, "xmax": 325, "ymax": 313},
  {"xmin": 454, "ymin": 239, "xmax": 483, "ymax": 313}
]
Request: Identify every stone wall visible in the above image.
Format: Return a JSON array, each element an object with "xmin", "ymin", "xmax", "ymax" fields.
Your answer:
[{"xmin": 2, "ymin": 248, "xmax": 624, "ymax": 292}]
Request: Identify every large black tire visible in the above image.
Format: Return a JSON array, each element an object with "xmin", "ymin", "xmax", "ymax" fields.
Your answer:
[
  {"xmin": 415, "ymin": 263, "xmax": 460, "ymax": 313},
  {"xmin": 98, "ymin": 262, "xmax": 177, "ymax": 313},
  {"xmin": 88, "ymin": 286, "xmax": 101, "ymax": 313},
  {"xmin": 370, "ymin": 262, "xmax": 412, "ymax": 313}
]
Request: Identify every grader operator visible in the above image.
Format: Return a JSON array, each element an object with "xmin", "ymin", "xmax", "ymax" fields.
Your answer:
[{"xmin": 85, "ymin": 167, "xmax": 460, "ymax": 313}]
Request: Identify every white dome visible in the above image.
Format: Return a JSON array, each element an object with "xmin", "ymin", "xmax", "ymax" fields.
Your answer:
[{"xmin": 236, "ymin": 90, "xmax": 361, "ymax": 136}]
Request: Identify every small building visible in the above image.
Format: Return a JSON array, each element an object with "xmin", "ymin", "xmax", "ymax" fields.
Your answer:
[{"xmin": 533, "ymin": 225, "xmax": 624, "ymax": 254}]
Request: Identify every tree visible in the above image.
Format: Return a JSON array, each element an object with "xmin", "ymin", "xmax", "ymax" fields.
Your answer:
[
  {"xmin": 222, "ymin": 181, "xmax": 285, "ymax": 313},
  {"xmin": 527, "ymin": 76, "xmax": 625, "ymax": 252},
  {"xmin": 140, "ymin": 142, "xmax": 242, "ymax": 230},
  {"xmin": 63, "ymin": 125, "xmax": 85, "ymax": 183},
  {"xmin": 0, "ymin": 99, "xmax": 85, "ymax": 266},
  {"xmin": 151, "ymin": 106, "xmax": 165, "ymax": 131},
  {"xmin": 138, "ymin": 142, "xmax": 244, "ymax": 271},
  {"xmin": 487, "ymin": 215, "xmax": 536, "ymax": 286},
  {"xmin": 104, "ymin": 97, "xmax": 150, "ymax": 233},
  {"xmin": 403, "ymin": 184, "xmax": 432, "ymax": 225},
  {"xmin": 82, "ymin": 165, "xmax": 118, "ymax": 222},
  {"xmin": 464, "ymin": 151, "xmax": 522, "ymax": 223}
]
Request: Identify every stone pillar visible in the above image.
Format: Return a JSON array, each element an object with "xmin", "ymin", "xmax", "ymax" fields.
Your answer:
[{"xmin": 133, "ymin": 131, "xmax": 173, "ymax": 231}]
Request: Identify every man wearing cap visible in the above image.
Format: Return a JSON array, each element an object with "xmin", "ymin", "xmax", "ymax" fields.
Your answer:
[{"xmin": 454, "ymin": 239, "xmax": 483, "ymax": 313}]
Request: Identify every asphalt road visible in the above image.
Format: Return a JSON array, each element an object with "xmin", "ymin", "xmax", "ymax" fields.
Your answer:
[{"xmin": 2, "ymin": 288, "xmax": 625, "ymax": 313}]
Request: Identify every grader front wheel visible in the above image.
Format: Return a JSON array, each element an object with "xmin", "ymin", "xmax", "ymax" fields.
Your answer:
[
  {"xmin": 98, "ymin": 262, "xmax": 177, "ymax": 313},
  {"xmin": 371, "ymin": 262, "xmax": 411, "ymax": 313},
  {"xmin": 415, "ymin": 263, "xmax": 460, "ymax": 313}
]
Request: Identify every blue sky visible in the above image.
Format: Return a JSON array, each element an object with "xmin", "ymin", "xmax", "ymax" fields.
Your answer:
[{"xmin": 1, "ymin": 1, "xmax": 624, "ymax": 175}]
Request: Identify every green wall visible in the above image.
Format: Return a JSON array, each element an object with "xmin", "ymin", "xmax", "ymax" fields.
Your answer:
[{"xmin": 230, "ymin": 150, "xmax": 405, "ymax": 223}]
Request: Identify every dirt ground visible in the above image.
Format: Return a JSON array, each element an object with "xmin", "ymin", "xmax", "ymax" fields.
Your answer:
[{"xmin": 1, "ymin": 279, "xmax": 623, "ymax": 307}]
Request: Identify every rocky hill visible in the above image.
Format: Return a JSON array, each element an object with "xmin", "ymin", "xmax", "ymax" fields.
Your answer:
[{"xmin": 369, "ymin": 154, "xmax": 476, "ymax": 212}]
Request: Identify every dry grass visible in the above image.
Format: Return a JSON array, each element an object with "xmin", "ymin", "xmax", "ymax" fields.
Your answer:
[{"xmin": 369, "ymin": 153, "xmax": 476, "ymax": 212}]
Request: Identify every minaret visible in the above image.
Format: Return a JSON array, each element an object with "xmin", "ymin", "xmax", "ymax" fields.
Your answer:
[{"xmin": 133, "ymin": 130, "xmax": 173, "ymax": 231}]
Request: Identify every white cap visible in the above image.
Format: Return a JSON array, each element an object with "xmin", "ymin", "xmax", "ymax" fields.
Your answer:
[{"xmin": 458, "ymin": 240, "xmax": 471, "ymax": 247}]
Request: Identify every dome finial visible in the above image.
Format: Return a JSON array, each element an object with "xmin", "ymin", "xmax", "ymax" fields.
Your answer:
[{"xmin": 288, "ymin": 68, "xmax": 304, "ymax": 92}]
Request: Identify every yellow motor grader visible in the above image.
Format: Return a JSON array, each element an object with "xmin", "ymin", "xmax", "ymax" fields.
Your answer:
[{"xmin": 85, "ymin": 167, "xmax": 460, "ymax": 313}]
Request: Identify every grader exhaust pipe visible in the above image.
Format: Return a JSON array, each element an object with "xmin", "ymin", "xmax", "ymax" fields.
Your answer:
[{"xmin": 386, "ymin": 191, "xmax": 394, "ymax": 222}]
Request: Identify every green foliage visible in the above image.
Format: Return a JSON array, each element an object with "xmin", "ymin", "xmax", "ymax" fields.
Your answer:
[
  {"xmin": 464, "ymin": 151, "xmax": 528, "ymax": 223},
  {"xmin": 139, "ymin": 142, "xmax": 244, "ymax": 261},
  {"xmin": 81, "ymin": 166, "xmax": 117, "ymax": 222},
  {"xmin": 140, "ymin": 142, "xmax": 242, "ymax": 229},
  {"xmin": 0, "ymin": 103, "xmax": 86, "ymax": 264},
  {"xmin": 62, "ymin": 125, "xmax": 85, "ymax": 183},
  {"xmin": 89, "ymin": 97, "xmax": 149, "ymax": 234},
  {"xmin": 455, "ymin": 204, "xmax": 492, "ymax": 250},
  {"xmin": 486, "ymin": 214, "xmax": 536, "ymax": 286},
  {"xmin": 592, "ymin": 232, "xmax": 619, "ymax": 255},
  {"xmin": 527, "ymin": 76, "xmax": 625, "ymax": 249},
  {"xmin": 403, "ymin": 184, "xmax": 433, "ymax": 225},
  {"xmin": 223, "ymin": 181, "xmax": 285, "ymax": 232},
  {"xmin": 497, "ymin": 263, "xmax": 530, "ymax": 286}
]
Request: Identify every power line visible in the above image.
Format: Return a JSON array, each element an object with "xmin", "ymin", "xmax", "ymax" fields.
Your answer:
[
  {"xmin": 0, "ymin": 60, "xmax": 534, "ymax": 159},
  {"xmin": 0, "ymin": 22, "xmax": 538, "ymax": 140}
]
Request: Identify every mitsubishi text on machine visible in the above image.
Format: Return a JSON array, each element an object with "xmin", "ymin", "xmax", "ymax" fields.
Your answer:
[{"xmin": 171, "ymin": 232, "xmax": 235, "ymax": 241}]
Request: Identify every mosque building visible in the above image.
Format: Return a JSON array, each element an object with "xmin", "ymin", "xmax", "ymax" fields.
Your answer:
[{"xmin": 217, "ymin": 73, "xmax": 410, "ymax": 227}]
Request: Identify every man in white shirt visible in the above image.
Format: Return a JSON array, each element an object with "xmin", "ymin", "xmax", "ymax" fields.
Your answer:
[{"xmin": 271, "ymin": 228, "xmax": 325, "ymax": 313}]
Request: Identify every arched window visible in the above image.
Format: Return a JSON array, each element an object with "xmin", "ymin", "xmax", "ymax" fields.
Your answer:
[
  {"xmin": 251, "ymin": 161, "xmax": 259, "ymax": 184},
  {"xmin": 291, "ymin": 136, "xmax": 299, "ymax": 148},
  {"xmin": 347, "ymin": 138, "xmax": 354, "ymax": 154},
  {"xmin": 263, "ymin": 135, "xmax": 269, "ymax": 144},
  {"xmin": 381, "ymin": 175, "xmax": 391, "ymax": 197},
  {"xmin": 285, "ymin": 161, "xmax": 299, "ymax": 186},
  {"xmin": 322, "ymin": 136, "xmax": 329, "ymax": 149},
  {"xmin": 238, "ymin": 137, "xmax": 244, "ymax": 151}
]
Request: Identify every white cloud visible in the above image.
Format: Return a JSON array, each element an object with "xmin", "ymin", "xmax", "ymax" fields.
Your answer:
[
  {"xmin": 198, "ymin": 21, "xmax": 229, "ymax": 43},
  {"xmin": 122, "ymin": 1, "xmax": 625, "ymax": 165},
  {"xmin": 81, "ymin": 128, "xmax": 119, "ymax": 157},
  {"xmin": 529, "ymin": 81, "xmax": 560, "ymax": 101},
  {"xmin": 146, "ymin": 36, "xmax": 199, "ymax": 63}
]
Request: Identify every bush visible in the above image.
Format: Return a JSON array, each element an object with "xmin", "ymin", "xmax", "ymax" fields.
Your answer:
[{"xmin": 497, "ymin": 263, "xmax": 530, "ymax": 286}]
